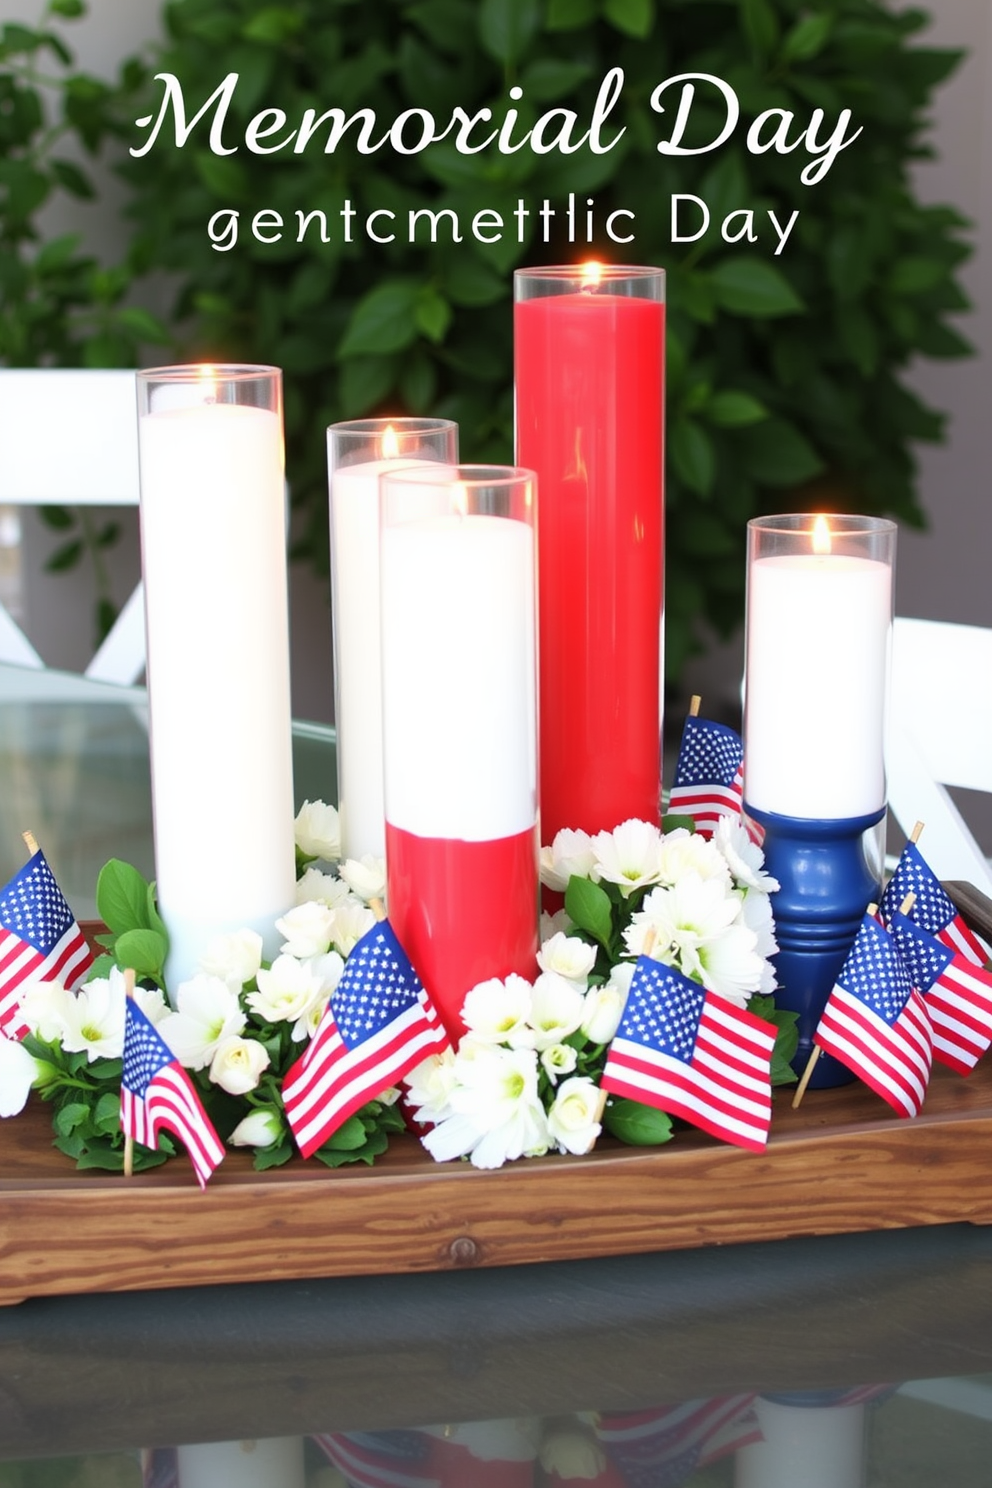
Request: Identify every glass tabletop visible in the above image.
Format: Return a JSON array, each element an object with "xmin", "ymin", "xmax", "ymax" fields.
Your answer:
[{"xmin": 0, "ymin": 661, "xmax": 337, "ymax": 920}]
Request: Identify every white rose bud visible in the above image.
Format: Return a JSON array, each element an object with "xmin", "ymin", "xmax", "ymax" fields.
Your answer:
[
  {"xmin": 338, "ymin": 855, "xmax": 387, "ymax": 904},
  {"xmin": 294, "ymin": 799, "xmax": 341, "ymax": 861},
  {"xmin": 276, "ymin": 900, "xmax": 337, "ymax": 959},
  {"xmin": 580, "ymin": 976, "xmax": 629, "ymax": 1045},
  {"xmin": 228, "ymin": 1108, "xmax": 283, "ymax": 1148},
  {"xmin": 537, "ymin": 931, "xmax": 597, "ymax": 987},
  {"xmin": 199, "ymin": 928, "xmax": 264, "ymax": 989},
  {"xmin": 547, "ymin": 1076, "xmax": 604, "ymax": 1156},
  {"xmin": 208, "ymin": 1035, "xmax": 271, "ymax": 1095},
  {"xmin": 0, "ymin": 1033, "xmax": 43, "ymax": 1117}
]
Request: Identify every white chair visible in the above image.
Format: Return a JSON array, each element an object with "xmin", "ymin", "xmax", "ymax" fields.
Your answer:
[
  {"xmin": 885, "ymin": 615, "xmax": 992, "ymax": 894},
  {"xmin": 0, "ymin": 368, "xmax": 145, "ymax": 685}
]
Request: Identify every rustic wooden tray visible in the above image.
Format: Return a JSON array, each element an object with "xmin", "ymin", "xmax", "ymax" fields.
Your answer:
[{"xmin": 1, "ymin": 1056, "xmax": 991, "ymax": 1306}]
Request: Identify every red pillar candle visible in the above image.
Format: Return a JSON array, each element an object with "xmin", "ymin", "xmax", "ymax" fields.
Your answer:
[
  {"xmin": 514, "ymin": 264, "xmax": 665, "ymax": 841},
  {"xmin": 380, "ymin": 465, "xmax": 540, "ymax": 1042}
]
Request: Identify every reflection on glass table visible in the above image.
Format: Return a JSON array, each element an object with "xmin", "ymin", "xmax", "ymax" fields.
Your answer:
[{"xmin": 0, "ymin": 661, "xmax": 337, "ymax": 920}]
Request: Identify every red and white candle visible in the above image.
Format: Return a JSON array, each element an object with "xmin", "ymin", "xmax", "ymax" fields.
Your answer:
[
  {"xmin": 380, "ymin": 466, "xmax": 539, "ymax": 1040},
  {"xmin": 328, "ymin": 418, "xmax": 458, "ymax": 860},
  {"xmin": 137, "ymin": 366, "xmax": 296, "ymax": 993},
  {"xmin": 744, "ymin": 514, "xmax": 896, "ymax": 820},
  {"xmin": 515, "ymin": 263, "xmax": 665, "ymax": 841}
]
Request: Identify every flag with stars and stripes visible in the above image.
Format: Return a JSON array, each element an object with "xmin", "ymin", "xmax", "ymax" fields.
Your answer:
[
  {"xmin": 0, "ymin": 848, "xmax": 95, "ymax": 1039},
  {"xmin": 881, "ymin": 842, "xmax": 991, "ymax": 967},
  {"xmin": 667, "ymin": 715, "xmax": 744, "ymax": 838},
  {"xmin": 888, "ymin": 909, "xmax": 992, "ymax": 1075},
  {"xmin": 311, "ymin": 1431, "xmax": 438, "ymax": 1488},
  {"xmin": 121, "ymin": 999, "xmax": 224, "ymax": 1189},
  {"xmin": 814, "ymin": 913, "xmax": 933, "ymax": 1117},
  {"xmin": 600, "ymin": 958, "xmax": 777, "ymax": 1151},
  {"xmin": 597, "ymin": 1395, "xmax": 760, "ymax": 1487},
  {"xmin": 282, "ymin": 919, "xmax": 450, "ymax": 1160}
]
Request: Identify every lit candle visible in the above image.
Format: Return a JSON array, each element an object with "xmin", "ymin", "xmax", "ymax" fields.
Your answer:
[
  {"xmin": 137, "ymin": 366, "xmax": 296, "ymax": 992},
  {"xmin": 744, "ymin": 514, "xmax": 895, "ymax": 820},
  {"xmin": 380, "ymin": 466, "xmax": 538, "ymax": 1040},
  {"xmin": 515, "ymin": 263, "xmax": 665, "ymax": 840},
  {"xmin": 328, "ymin": 418, "xmax": 458, "ymax": 860}
]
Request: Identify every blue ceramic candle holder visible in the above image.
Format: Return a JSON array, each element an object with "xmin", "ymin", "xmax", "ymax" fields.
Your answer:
[{"xmin": 745, "ymin": 804, "xmax": 886, "ymax": 1089}]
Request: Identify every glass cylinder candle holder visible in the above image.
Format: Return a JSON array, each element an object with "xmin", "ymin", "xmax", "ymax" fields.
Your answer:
[
  {"xmin": 137, "ymin": 365, "xmax": 296, "ymax": 993},
  {"xmin": 328, "ymin": 417, "xmax": 458, "ymax": 861},
  {"xmin": 380, "ymin": 464, "xmax": 539, "ymax": 1041},
  {"xmin": 514, "ymin": 263, "xmax": 665, "ymax": 843},
  {"xmin": 744, "ymin": 513, "xmax": 896, "ymax": 1087}
]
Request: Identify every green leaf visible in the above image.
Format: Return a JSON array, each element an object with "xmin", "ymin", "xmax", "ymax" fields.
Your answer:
[
  {"xmin": 545, "ymin": 0, "xmax": 596, "ymax": 29},
  {"xmin": 114, "ymin": 305, "xmax": 170, "ymax": 342},
  {"xmin": 49, "ymin": 158, "xmax": 93, "ymax": 199},
  {"xmin": 603, "ymin": 0, "xmax": 654, "ymax": 40},
  {"xmin": 479, "ymin": 0, "xmax": 541, "ymax": 63},
  {"xmin": 564, "ymin": 876, "xmax": 614, "ymax": 949},
  {"xmin": 338, "ymin": 280, "xmax": 420, "ymax": 358},
  {"xmin": 86, "ymin": 953, "xmax": 117, "ymax": 982},
  {"xmin": 44, "ymin": 539, "xmax": 82, "ymax": 574},
  {"xmin": 741, "ymin": 0, "xmax": 780, "ymax": 57},
  {"xmin": 253, "ymin": 1140, "xmax": 294, "ymax": 1171},
  {"xmin": 705, "ymin": 391, "xmax": 769, "ymax": 427},
  {"xmin": 37, "ymin": 504, "xmax": 74, "ymax": 531},
  {"xmin": 339, "ymin": 355, "xmax": 396, "ymax": 417},
  {"xmin": 519, "ymin": 58, "xmax": 593, "ymax": 100},
  {"xmin": 889, "ymin": 257, "xmax": 947, "ymax": 295},
  {"xmin": 603, "ymin": 1096, "xmax": 673, "ymax": 1146},
  {"xmin": 54, "ymin": 1102, "xmax": 90, "ymax": 1137},
  {"xmin": 709, "ymin": 259, "xmax": 804, "ymax": 318},
  {"xmin": 738, "ymin": 418, "xmax": 824, "ymax": 486},
  {"xmin": 669, "ymin": 417, "xmax": 715, "ymax": 496},
  {"xmin": 414, "ymin": 286, "xmax": 452, "ymax": 343},
  {"xmin": 96, "ymin": 859, "xmax": 153, "ymax": 936},
  {"xmin": 50, "ymin": 0, "xmax": 86, "ymax": 16},
  {"xmin": 661, "ymin": 813, "xmax": 696, "ymax": 834},
  {"xmin": 93, "ymin": 1091, "xmax": 121, "ymax": 1135},
  {"xmin": 781, "ymin": 12, "xmax": 833, "ymax": 64},
  {"xmin": 115, "ymin": 927, "xmax": 167, "ymax": 980},
  {"xmin": 322, "ymin": 1115, "xmax": 368, "ymax": 1151},
  {"xmin": 242, "ymin": 7, "xmax": 304, "ymax": 44}
]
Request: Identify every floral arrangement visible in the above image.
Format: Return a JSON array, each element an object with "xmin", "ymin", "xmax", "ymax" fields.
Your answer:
[{"xmin": 0, "ymin": 804, "xmax": 796, "ymax": 1176}]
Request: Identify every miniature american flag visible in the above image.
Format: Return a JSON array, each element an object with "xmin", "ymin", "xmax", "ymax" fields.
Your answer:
[
  {"xmin": 881, "ymin": 842, "xmax": 990, "ymax": 966},
  {"xmin": 814, "ymin": 913, "xmax": 932, "ymax": 1117},
  {"xmin": 282, "ymin": 919, "xmax": 449, "ymax": 1159},
  {"xmin": 0, "ymin": 848, "xmax": 95, "ymax": 1039},
  {"xmin": 121, "ymin": 998, "xmax": 224, "ymax": 1189},
  {"xmin": 311, "ymin": 1431, "xmax": 438, "ymax": 1488},
  {"xmin": 601, "ymin": 958, "xmax": 777, "ymax": 1151},
  {"xmin": 888, "ymin": 909, "xmax": 992, "ymax": 1074},
  {"xmin": 667, "ymin": 714, "xmax": 744, "ymax": 838}
]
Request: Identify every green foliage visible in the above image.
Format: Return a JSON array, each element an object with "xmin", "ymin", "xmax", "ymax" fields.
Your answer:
[{"xmin": 98, "ymin": 0, "xmax": 971, "ymax": 673}]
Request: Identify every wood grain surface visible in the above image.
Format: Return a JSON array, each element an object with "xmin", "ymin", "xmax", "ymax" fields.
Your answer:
[{"xmin": 1, "ymin": 1058, "xmax": 991, "ymax": 1305}]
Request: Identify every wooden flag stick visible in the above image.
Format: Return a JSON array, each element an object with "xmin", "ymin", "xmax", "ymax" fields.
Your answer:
[
  {"xmin": 899, "ymin": 891, "xmax": 916, "ymax": 916},
  {"xmin": 22, "ymin": 831, "xmax": 38, "ymax": 857},
  {"xmin": 793, "ymin": 901, "xmax": 879, "ymax": 1110},
  {"xmin": 369, "ymin": 896, "xmax": 386, "ymax": 923},
  {"xmin": 911, "ymin": 821, "xmax": 924, "ymax": 845},
  {"xmin": 123, "ymin": 967, "xmax": 135, "ymax": 1179},
  {"xmin": 689, "ymin": 694, "xmax": 702, "ymax": 717}
]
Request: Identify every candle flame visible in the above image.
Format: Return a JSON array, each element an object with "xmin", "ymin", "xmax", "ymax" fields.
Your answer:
[
  {"xmin": 453, "ymin": 481, "xmax": 469, "ymax": 518},
  {"xmin": 198, "ymin": 364, "xmax": 218, "ymax": 404},
  {"xmin": 581, "ymin": 260, "xmax": 602, "ymax": 290},
  {"xmin": 812, "ymin": 514, "xmax": 832, "ymax": 555},
  {"xmin": 381, "ymin": 424, "xmax": 400, "ymax": 459}
]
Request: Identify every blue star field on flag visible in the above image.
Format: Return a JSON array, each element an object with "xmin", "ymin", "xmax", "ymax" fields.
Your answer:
[
  {"xmin": 0, "ymin": 848, "xmax": 94, "ymax": 1037},
  {"xmin": 668, "ymin": 714, "xmax": 745, "ymax": 837},
  {"xmin": 881, "ymin": 841, "xmax": 989, "ymax": 965},
  {"xmin": 121, "ymin": 999, "xmax": 224, "ymax": 1188}
]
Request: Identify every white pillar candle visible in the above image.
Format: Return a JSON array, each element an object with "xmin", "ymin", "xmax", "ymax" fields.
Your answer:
[
  {"xmin": 744, "ymin": 515, "xmax": 895, "ymax": 820},
  {"xmin": 734, "ymin": 1397, "xmax": 866, "ymax": 1488},
  {"xmin": 177, "ymin": 1436, "xmax": 305, "ymax": 1488},
  {"xmin": 328, "ymin": 419, "xmax": 457, "ymax": 861},
  {"xmin": 137, "ymin": 367, "xmax": 296, "ymax": 992}
]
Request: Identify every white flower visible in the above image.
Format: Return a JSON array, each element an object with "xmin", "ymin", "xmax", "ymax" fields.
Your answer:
[
  {"xmin": 421, "ymin": 1044, "xmax": 550, "ymax": 1169},
  {"xmin": 0, "ymin": 1033, "xmax": 41, "ymax": 1117},
  {"xmin": 540, "ymin": 828, "xmax": 597, "ymax": 892},
  {"xmin": 295, "ymin": 866, "xmax": 352, "ymax": 909},
  {"xmin": 657, "ymin": 827, "xmax": 731, "ymax": 888},
  {"xmin": 714, "ymin": 815, "xmax": 780, "ymax": 893},
  {"xmin": 249, "ymin": 955, "xmax": 326, "ymax": 1032},
  {"xmin": 540, "ymin": 1042, "xmax": 578, "ymax": 1084},
  {"xmin": 338, "ymin": 855, "xmax": 387, "ymax": 904},
  {"xmin": 199, "ymin": 929, "xmax": 263, "ymax": 989},
  {"xmin": 276, "ymin": 901, "xmax": 336, "ymax": 959},
  {"xmin": 539, "ymin": 1428, "xmax": 605, "ymax": 1480},
  {"xmin": 59, "ymin": 972, "xmax": 126, "ymax": 1062},
  {"xmin": 547, "ymin": 1076, "xmax": 604, "ymax": 1155},
  {"xmin": 537, "ymin": 932, "xmax": 597, "ymax": 987},
  {"xmin": 461, "ymin": 975, "xmax": 535, "ymax": 1048},
  {"xmin": 133, "ymin": 985, "xmax": 170, "ymax": 1028},
  {"xmin": 694, "ymin": 922, "xmax": 766, "ymax": 1006},
  {"xmin": 329, "ymin": 900, "xmax": 377, "ymax": 958},
  {"xmin": 540, "ymin": 907, "xmax": 573, "ymax": 943},
  {"xmin": 294, "ymin": 799, "xmax": 341, "ymax": 861},
  {"xmin": 405, "ymin": 1049, "xmax": 459, "ymax": 1123},
  {"xmin": 592, "ymin": 818, "xmax": 665, "ymax": 896},
  {"xmin": 18, "ymin": 977, "xmax": 72, "ymax": 1043},
  {"xmin": 159, "ymin": 974, "xmax": 246, "ymax": 1070},
  {"xmin": 528, "ymin": 971, "xmax": 586, "ymax": 1050},
  {"xmin": 229, "ymin": 1108, "xmax": 283, "ymax": 1148},
  {"xmin": 624, "ymin": 873, "xmax": 741, "ymax": 964},
  {"xmin": 209, "ymin": 1035, "xmax": 271, "ymax": 1095},
  {"xmin": 580, "ymin": 971, "xmax": 630, "ymax": 1044}
]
